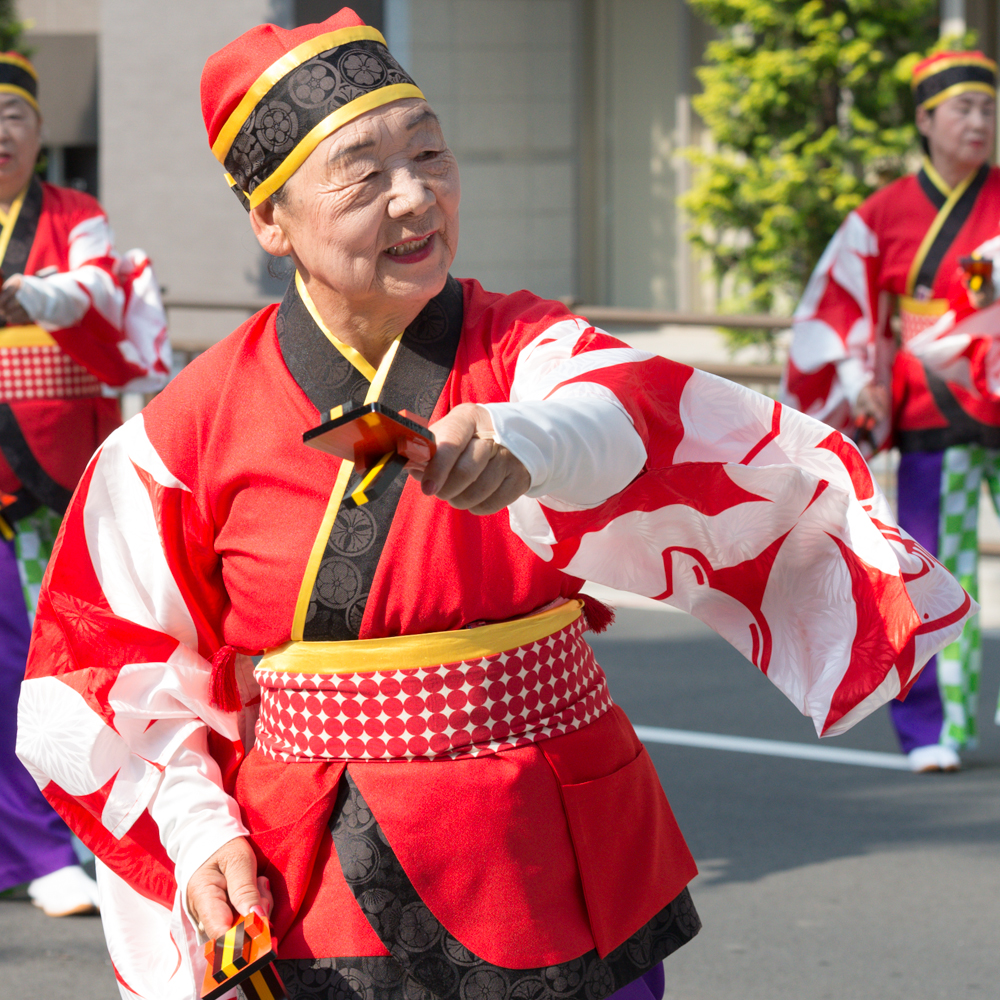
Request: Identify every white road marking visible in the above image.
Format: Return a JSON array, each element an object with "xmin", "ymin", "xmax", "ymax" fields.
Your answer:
[{"xmin": 633, "ymin": 726, "xmax": 911, "ymax": 771}]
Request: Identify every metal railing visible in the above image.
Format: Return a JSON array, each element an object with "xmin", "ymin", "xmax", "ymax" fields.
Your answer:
[
  {"xmin": 158, "ymin": 299, "xmax": 1000, "ymax": 558},
  {"xmin": 163, "ymin": 299, "xmax": 791, "ymax": 387}
]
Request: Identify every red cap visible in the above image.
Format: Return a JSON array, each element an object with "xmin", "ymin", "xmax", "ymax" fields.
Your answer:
[
  {"xmin": 200, "ymin": 7, "xmax": 423, "ymax": 210},
  {"xmin": 200, "ymin": 8, "xmax": 365, "ymax": 152},
  {"xmin": 911, "ymin": 51, "xmax": 996, "ymax": 109}
]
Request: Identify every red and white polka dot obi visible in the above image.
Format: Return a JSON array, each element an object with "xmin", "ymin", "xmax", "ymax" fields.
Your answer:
[
  {"xmin": 899, "ymin": 296, "xmax": 951, "ymax": 347},
  {"xmin": 0, "ymin": 328, "xmax": 102, "ymax": 400},
  {"xmin": 254, "ymin": 600, "xmax": 614, "ymax": 762}
]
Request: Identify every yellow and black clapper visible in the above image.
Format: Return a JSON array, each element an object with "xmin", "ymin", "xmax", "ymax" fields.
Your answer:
[
  {"xmin": 201, "ymin": 911, "xmax": 287, "ymax": 1000},
  {"xmin": 303, "ymin": 402, "xmax": 436, "ymax": 509},
  {"xmin": 959, "ymin": 254, "xmax": 993, "ymax": 293}
]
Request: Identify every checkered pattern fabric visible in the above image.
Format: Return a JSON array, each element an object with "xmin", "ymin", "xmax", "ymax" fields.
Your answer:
[
  {"xmin": 14, "ymin": 506, "xmax": 62, "ymax": 624},
  {"xmin": 256, "ymin": 616, "xmax": 614, "ymax": 762},
  {"xmin": 0, "ymin": 345, "xmax": 102, "ymax": 400},
  {"xmin": 937, "ymin": 444, "xmax": 1000, "ymax": 747},
  {"xmin": 899, "ymin": 307, "xmax": 947, "ymax": 345}
]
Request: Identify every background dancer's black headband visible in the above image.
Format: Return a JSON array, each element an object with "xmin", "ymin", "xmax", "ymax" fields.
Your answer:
[
  {"xmin": 0, "ymin": 53, "xmax": 38, "ymax": 115},
  {"xmin": 912, "ymin": 51, "xmax": 996, "ymax": 110}
]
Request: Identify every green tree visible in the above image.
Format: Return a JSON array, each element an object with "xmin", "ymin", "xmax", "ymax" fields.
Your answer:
[
  {"xmin": 682, "ymin": 0, "xmax": 954, "ymax": 351},
  {"xmin": 0, "ymin": 0, "xmax": 30, "ymax": 54}
]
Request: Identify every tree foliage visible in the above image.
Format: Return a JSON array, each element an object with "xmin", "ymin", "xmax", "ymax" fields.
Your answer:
[
  {"xmin": 682, "ymin": 0, "xmax": 952, "ymax": 347},
  {"xmin": 0, "ymin": 0, "xmax": 29, "ymax": 54}
]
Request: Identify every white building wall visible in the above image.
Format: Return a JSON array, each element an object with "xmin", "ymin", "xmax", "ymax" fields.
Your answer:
[
  {"xmin": 18, "ymin": 0, "xmax": 98, "ymax": 32},
  {"xmin": 98, "ymin": 0, "xmax": 293, "ymax": 349},
  {"xmin": 21, "ymin": 0, "xmax": 582, "ymax": 346},
  {"xmin": 406, "ymin": 0, "xmax": 578, "ymax": 300}
]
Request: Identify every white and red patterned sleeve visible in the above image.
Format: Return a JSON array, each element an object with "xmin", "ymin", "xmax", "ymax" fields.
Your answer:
[
  {"xmin": 483, "ymin": 317, "xmax": 647, "ymax": 506},
  {"xmin": 15, "ymin": 213, "xmax": 171, "ymax": 391},
  {"xmin": 782, "ymin": 210, "xmax": 887, "ymax": 437},
  {"xmin": 15, "ymin": 415, "xmax": 249, "ymax": 999},
  {"xmin": 497, "ymin": 321, "xmax": 974, "ymax": 739}
]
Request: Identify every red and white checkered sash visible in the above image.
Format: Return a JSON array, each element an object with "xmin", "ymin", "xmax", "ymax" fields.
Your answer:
[
  {"xmin": 899, "ymin": 297, "xmax": 950, "ymax": 347},
  {"xmin": 0, "ymin": 343, "xmax": 102, "ymax": 400},
  {"xmin": 254, "ymin": 607, "xmax": 613, "ymax": 762}
]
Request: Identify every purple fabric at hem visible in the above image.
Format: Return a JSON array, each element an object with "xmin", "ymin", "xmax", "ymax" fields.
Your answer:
[
  {"xmin": 890, "ymin": 451, "xmax": 946, "ymax": 754},
  {"xmin": 0, "ymin": 534, "xmax": 77, "ymax": 889},
  {"xmin": 608, "ymin": 964, "xmax": 664, "ymax": 1000}
]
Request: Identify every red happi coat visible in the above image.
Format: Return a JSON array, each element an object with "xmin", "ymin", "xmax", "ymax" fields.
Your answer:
[
  {"xmin": 783, "ymin": 162, "xmax": 1000, "ymax": 452},
  {"xmin": 18, "ymin": 277, "xmax": 971, "ymax": 999},
  {"xmin": 0, "ymin": 179, "xmax": 170, "ymax": 513}
]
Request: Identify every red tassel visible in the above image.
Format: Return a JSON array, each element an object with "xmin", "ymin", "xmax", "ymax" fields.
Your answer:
[
  {"xmin": 578, "ymin": 593, "xmax": 616, "ymax": 634},
  {"xmin": 210, "ymin": 645, "xmax": 256, "ymax": 712}
]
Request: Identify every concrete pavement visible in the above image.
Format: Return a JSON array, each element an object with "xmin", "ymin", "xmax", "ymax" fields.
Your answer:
[{"xmin": 3, "ymin": 604, "xmax": 997, "ymax": 1000}]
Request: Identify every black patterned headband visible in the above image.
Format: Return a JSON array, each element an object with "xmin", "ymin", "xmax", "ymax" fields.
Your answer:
[
  {"xmin": 210, "ymin": 26, "xmax": 423, "ymax": 210},
  {"xmin": 912, "ymin": 53, "xmax": 996, "ymax": 110}
]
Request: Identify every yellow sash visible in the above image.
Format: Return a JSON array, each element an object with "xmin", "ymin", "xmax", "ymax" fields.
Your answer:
[
  {"xmin": 261, "ymin": 599, "xmax": 582, "ymax": 675},
  {"xmin": 0, "ymin": 324, "xmax": 55, "ymax": 348}
]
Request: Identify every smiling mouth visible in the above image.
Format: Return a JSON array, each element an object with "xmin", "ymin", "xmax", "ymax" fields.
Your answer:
[{"xmin": 385, "ymin": 233, "xmax": 434, "ymax": 256}]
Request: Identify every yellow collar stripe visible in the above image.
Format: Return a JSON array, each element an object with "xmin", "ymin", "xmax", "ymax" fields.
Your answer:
[
  {"xmin": 295, "ymin": 272, "xmax": 379, "ymax": 381},
  {"xmin": 905, "ymin": 166, "xmax": 980, "ymax": 295},
  {"xmin": 921, "ymin": 156, "xmax": 952, "ymax": 197},
  {"xmin": 289, "ymin": 324, "xmax": 403, "ymax": 642},
  {"xmin": 0, "ymin": 179, "xmax": 28, "ymax": 267}
]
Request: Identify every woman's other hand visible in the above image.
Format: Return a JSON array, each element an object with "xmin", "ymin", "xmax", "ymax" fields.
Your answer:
[
  {"xmin": 0, "ymin": 274, "xmax": 31, "ymax": 326},
  {"xmin": 186, "ymin": 836, "xmax": 273, "ymax": 940},
  {"xmin": 855, "ymin": 383, "xmax": 889, "ymax": 425},
  {"xmin": 412, "ymin": 403, "xmax": 530, "ymax": 515}
]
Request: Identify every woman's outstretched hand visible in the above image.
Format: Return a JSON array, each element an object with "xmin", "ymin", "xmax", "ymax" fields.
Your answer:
[
  {"xmin": 410, "ymin": 403, "xmax": 530, "ymax": 515},
  {"xmin": 186, "ymin": 836, "xmax": 273, "ymax": 940},
  {"xmin": 0, "ymin": 275, "xmax": 31, "ymax": 326}
]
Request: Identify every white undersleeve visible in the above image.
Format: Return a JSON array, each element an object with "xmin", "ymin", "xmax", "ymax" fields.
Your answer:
[{"xmin": 483, "ymin": 396, "xmax": 647, "ymax": 508}]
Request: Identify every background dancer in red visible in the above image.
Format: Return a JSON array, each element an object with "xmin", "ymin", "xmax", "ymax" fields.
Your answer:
[
  {"xmin": 784, "ymin": 52, "xmax": 1000, "ymax": 772},
  {"xmin": 0, "ymin": 51, "xmax": 169, "ymax": 918},
  {"xmin": 17, "ymin": 12, "xmax": 972, "ymax": 1000}
]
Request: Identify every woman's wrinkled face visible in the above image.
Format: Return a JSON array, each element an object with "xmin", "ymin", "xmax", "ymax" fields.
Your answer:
[
  {"xmin": 918, "ymin": 90, "xmax": 996, "ymax": 172},
  {"xmin": 266, "ymin": 98, "xmax": 460, "ymax": 316}
]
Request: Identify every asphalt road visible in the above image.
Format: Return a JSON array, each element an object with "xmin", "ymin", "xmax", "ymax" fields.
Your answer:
[
  {"xmin": 591, "ymin": 609, "xmax": 1000, "ymax": 1000},
  {"xmin": 3, "ymin": 606, "xmax": 997, "ymax": 1000}
]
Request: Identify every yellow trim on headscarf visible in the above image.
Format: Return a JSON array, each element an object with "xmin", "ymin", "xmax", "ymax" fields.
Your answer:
[
  {"xmin": 245, "ymin": 83, "xmax": 424, "ymax": 208},
  {"xmin": 0, "ymin": 325, "xmax": 56, "ymax": 347},
  {"xmin": 271, "ymin": 600, "xmax": 583, "ymax": 675},
  {"xmin": 0, "ymin": 514, "xmax": 13, "ymax": 541},
  {"xmin": 211, "ymin": 25, "xmax": 390, "ymax": 164},
  {"xmin": 921, "ymin": 81, "xmax": 996, "ymax": 111},
  {"xmin": 0, "ymin": 53, "xmax": 37, "ymax": 80},
  {"xmin": 289, "ymin": 324, "xmax": 404, "ymax": 641},
  {"xmin": 0, "ymin": 84, "xmax": 39, "ymax": 115},
  {"xmin": 905, "ymin": 166, "xmax": 979, "ymax": 295},
  {"xmin": 912, "ymin": 54, "xmax": 997, "ymax": 88}
]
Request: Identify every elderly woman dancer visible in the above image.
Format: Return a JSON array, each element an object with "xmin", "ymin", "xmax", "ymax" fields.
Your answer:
[{"xmin": 17, "ymin": 11, "xmax": 971, "ymax": 1000}]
